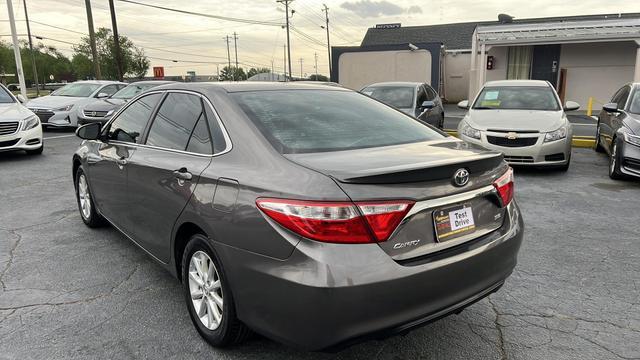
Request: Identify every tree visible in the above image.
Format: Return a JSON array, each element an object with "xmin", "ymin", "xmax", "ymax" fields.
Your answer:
[
  {"xmin": 308, "ymin": 74, "xmax": 329, "ymax": 82},
  {"xmin": 73, "ymin": 27, "xmax": 149, "ymax": 80},
  {"xmin": 219, "ymin": 66, "xmax": 246, "ymax": 81},
  {"xmin": 247, "ymin": 67, "xmax": 271, "ymax": 79},
  {"xmin": 0, "ymin": 40, "xmax": 74, "ymax": 85}
]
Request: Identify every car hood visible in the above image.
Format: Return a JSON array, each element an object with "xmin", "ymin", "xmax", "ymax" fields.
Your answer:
[
  {"xmin": 466, "ymin": 109, "xmax": 565, "ymax": 132},
  {"xmin": 27, "ymin": 95, "xmax": 86, "ymax": 109},
  {"xmin": 83, "ymin": 98, "xmax": 126, "ymax": 112},
  {"xmin": 626, "ymin": 112, "xmax": 640, "ymax": 135},
  {"xmin": 0, "ymin": 102, "xmax": 35, "ymax": 121}
]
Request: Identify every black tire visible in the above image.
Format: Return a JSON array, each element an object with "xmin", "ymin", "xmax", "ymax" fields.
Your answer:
[
  {"xmin": 25, "ymin": 144, "xmax": 43, "ymax": 155},
  {"xmin": 74, "ymin": 166, "xmax": 106, "ymax": 227},
  {"xmin": 439, "ymin": 114, "xmax": 445, "ymax": 129},
  {"xmin": 557, "ymin": 153, "xmax": 571, "ymax": 172},
  {"xmin": 594, "ymin": 122, "xmax": 605, "ymax": 153},
  {"xmin": 181, "ymin": 234, "xmax": 250, "ymax": 347},
  {"xmin": 608, "ymin": 138, "xmax": 624, "ymax": 180}
]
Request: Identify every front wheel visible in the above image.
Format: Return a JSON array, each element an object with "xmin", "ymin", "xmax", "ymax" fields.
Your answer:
[
  {"xmin": 609, "ymin": 139, "xmax": 624, "ymax": 180},
  {"xmin": 594, "ymin": 122, "xmax": 605, "ymax": 153},
  {"xmin": 182, "ymin": 234, "xmax": 250, "ymax": 347}
]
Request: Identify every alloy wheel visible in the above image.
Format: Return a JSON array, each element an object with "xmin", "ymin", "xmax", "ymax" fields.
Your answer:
[
  {"xmin": 188, "ymin": 251, "xmax": 224, "ymax": 330},
  {"xmin": 78, "ymin": 174, "xmax": 91, "ymax": 220}
]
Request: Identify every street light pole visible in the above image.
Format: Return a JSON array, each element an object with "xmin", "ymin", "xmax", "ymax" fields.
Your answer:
[
  {"xmin": 321, "ymin": 4, "xmax": 331, "ymax": 80},
  {"xmin": 84, "ymin": 0, "xmax": 101, "ymax": 79},
  {"xmin": 276, "ymin": 0, "xmax": 293, "ymax": 82},
  {"xmin": 108, "ymin": 0, "xmax": 124, "ymax": 81},
  {"xmin": 224, "ymin": 35, "xmax": 232, "ymax": 80},
  {"xmin": 233, "ymin": 32, "xmax": 239, "ymax": 79},
  {"xmin": 6, "ymin": 0, "xmax": 27, "ymax": 100},
  {"xmin": 22, "ymin": 0, "xmax": 39, "ymax": 96},
  {"xmin": 299, "ymin": 57, "xmax": 303, "ymax": 79}
]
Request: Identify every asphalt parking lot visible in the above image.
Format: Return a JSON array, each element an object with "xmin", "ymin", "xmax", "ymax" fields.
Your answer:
[{"xmin": 1, "ymin": 130, "xmax": 639, "ymax": 360}]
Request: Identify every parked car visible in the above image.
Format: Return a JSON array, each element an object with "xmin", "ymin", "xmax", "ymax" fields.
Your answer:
[
  {"xmin": 27, "ymin": 80, "xmax": 126, "ymax": 128},
  {"xmin": 0, "ymin": 84, "xmax": 43, "ymax": 155},
  {"xmin": 457, "ymin": 80, "xmax": 579, "ymax": 171},
  {"xmin": 361, "ymin": 82, "xmax": 445, "ymax": 128},
  {"xmin": 77, "ymin": 80, "xmax": 175, "ymax": 126},
  {"xmin": 596, "ymin": 83, "xmax": 640, "ymax": 179},
  {"xmin": 72, "ymin": 82, "xmax": 523, "ymax": 351}
]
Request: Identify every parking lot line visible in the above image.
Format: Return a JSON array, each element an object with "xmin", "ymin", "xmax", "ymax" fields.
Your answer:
[{"xmin": 44, "ymin": 134, "xmax": 76, "ymax": 140}]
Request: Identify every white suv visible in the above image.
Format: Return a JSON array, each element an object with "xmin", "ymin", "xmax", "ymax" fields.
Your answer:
[{"xmin": 0, "ymin": 84, "xmax": 43, "ymax": 155}]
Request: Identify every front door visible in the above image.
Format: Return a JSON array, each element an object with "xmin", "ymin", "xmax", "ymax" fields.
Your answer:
[
  {"xmin": 531, "ymin": 45, "xmax": 561, "ymax": 88},
  {"xmin": 126, "ymin": 92, "xmax": 215, "ymax": 262}
]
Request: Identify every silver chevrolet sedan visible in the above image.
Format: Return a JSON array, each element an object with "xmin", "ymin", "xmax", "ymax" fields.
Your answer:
[{"xmin": 457, "ymin": 80, "xmax": 578, "ymax": 170}]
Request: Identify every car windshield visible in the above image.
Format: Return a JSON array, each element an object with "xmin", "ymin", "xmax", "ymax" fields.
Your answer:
[
  {"xmin": 231, "ymin": 90, "xmax": 444, "ymax": 154},
  {"xmin": 112, "ymin": 83, "xmax": 158, "ymax": 99},
  {"xmin": 0, "ymin": 86, "xmax": 15, "ymax": 103},
  {"xmin": 362, "ymin": 86, "xmax": 415, "ymax": 109},
  {"xmin": 629, "ymin": 89, "xmax": 640, "ymax": 114},
  {"xmin": 473, "ymin": 86, "xmax": 560, "ymax": 111},
  {"xmin": 51, "ymin": 83, "xmax": 101, "ymax": 97}
]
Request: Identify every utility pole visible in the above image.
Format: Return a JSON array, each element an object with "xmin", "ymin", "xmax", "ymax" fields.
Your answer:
[
  {"xmin": 22, "ymin": 0, "xmax": 39, "ymax": 96},
  {"xmin": 216, "ymin": 64, "xmax": 220, "ymax": 81},
  {"xmin": 84, "ymin": 0, "xmax": 101, "ymax": 79},
  {"xmin": 271, "ymin": 60, "xmax": 274, "ymax": 81},
  {"xmin": 276, "ymin": 0, "xmax": 293, "ymax": 82},
  {"xmin": 299, "ymin": 58, "xmax": 303, "ymax": 79},
  {"xmin": 108, "ymin": 0, "xmax": 123, "ymax": 81},
  {"xmin": 232, "ymin": 32, "xmax": 239, "ymax": 80},
  {"xmin": 6, "ymin": 0, "xmax": 27, "ymax": 100},
  {"xmin": 283, "ymin": 44, "xmax": 287, "ymax": 81},
  {"xmin": 321, "ymin": 4, "xmax": 331, "ymax": 79},
  {"xmin": 224, "ymin": 35, "xmax": 232, "ymax": 80},
  {"xmin": 314, "ymin": 52, "xmax": 318, "ymax": 80}
]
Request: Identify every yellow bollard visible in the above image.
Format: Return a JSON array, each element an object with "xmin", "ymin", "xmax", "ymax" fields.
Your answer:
[{"xmin": 587, "ymin": 97, "xmax": 594, "ymax": 116}]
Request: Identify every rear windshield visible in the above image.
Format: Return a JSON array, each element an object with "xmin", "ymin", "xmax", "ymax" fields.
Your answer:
[
  {"xmin": 473, "ymin": 86, "xmax": 560, "ymax": 111},
  {"xmin": 112, "ymin": 83, "xmax": 158, "ymax": 99},
  {"xmin": 362, "ymin": 86, "xmax": 414, "ymax": 109},
  {"xmin": 231, "ymin": 90, "xmax": 444, "ymax": 154}
]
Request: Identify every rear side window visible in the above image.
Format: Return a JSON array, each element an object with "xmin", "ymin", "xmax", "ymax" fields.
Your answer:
[
  {"xmin": 146, "ymin": 93, "xmax": 210, "ymax": 153},
  {"xmin": 231, "ymin": 90, "xmax": 444, "ymax": 154},
  {"xmin": 107, "ymin": 93, "xmax": 162, "ymax": 143}
]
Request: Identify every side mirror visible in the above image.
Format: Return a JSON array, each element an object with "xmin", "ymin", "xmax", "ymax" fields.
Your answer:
[
  {"xmin": 16, "ymin": 94, "xmax": 27, "ymax": 104},
  {"xmin": 564, "ymin": 101, "xmax": 580, "ymax": 112},
  {"xmin": 457, "ymin": 100, "xmax": 469, "ymax": 109},
  {"xmin": 602, "ymin": 102, "xmax": 619, "ymax": 113},
  {"xmin": 76, "ymin": 122, "xmax": 102, "ymax": 140},
  {"xmin": 96, "ymin": 92, "xmax": 109, "ymax": 99},
  {"xmin": 420, "ymin": 100, "xmax": 436, "ymax": 110}
]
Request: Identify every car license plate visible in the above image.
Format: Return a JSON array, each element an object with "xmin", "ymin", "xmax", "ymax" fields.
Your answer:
[{"xmin": 433, "ymin": 204, "xmax": 476, "ymax": 242}]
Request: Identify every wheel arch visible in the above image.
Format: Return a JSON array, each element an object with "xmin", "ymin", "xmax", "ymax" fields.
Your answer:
[
  {"xmin": 173, "ymin": 221, "xmax": 207, "ymax": 282},
  {"xmin": 72, "ymin": 155, "xmax": 82, "ymax": 187}
]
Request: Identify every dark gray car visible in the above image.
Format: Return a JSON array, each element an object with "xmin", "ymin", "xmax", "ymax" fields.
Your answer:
[
  {"xmin": 596, "ymin": 83, "xmax": 640, "ymax": 179},
  {"xmin": 72, "ymin": 82, "xmax": 523, "ymax": 351},
  {"xmin": 361, "ymin": 82, "xmax": 445, "ymax": 129},
  {"xmin": 77, "ymin": 80, "xmax": 174, "ymax": 126}
]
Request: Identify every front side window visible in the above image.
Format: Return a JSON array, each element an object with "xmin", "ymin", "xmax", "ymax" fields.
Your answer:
[
  {"xmin": 473, "ymin": 86, "xmax": 560, "ymax": 111},
  {"xmin": 362, "ymin": 86, "xmax": 415, "ymax": 109},
  {"xmin": 612, "ymin": 86, "xmax": 630, "ymax": 109},
  {"xmin": 628, "ymin": 88, "xmax": 640, "ymax": 114},
  {"xmin": 107, "ymin": 93, "xmax": 163, "ymax": 143},
  {"xmin": 146, "ymin": 93, "xmax": 209, "ymax": 152},
  {"xmin": 99, "ymin": 85, "xmax": 120, "ymax": 97},
  {"xmin": 0, "ymin": 86, "xmax": 15, "ymax": 104},
  {"xmin": 51, "ymin": 83, "xmax": 101, "ymax": 97},
  {"xmin": 231, "ymin": 90, "xmax": 444, "ymax": 154}
]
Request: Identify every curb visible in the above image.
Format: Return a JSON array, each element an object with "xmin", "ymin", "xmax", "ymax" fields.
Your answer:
[{"xmin": 443, "ymin": 130, "xmax": 596, "ymax": 149}]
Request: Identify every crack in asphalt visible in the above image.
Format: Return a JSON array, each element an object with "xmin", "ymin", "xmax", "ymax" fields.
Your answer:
[
  {"xmin": 0, "ymin": 230, "xmax": 22, "ymax": 291},
  {"xmin": 488, "ymin": 296, "xmax": 508, "ymax": 360}
]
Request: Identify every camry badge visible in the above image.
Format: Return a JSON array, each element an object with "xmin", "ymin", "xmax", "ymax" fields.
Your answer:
[{"xmin": 453, "ymin": 168, "xmax": 470, "ymax": 187}]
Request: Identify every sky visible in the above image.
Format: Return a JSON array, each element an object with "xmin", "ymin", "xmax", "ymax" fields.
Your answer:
[{"xmin": 2, "ymin": 0, "xmax": 640, "ymax": 78}]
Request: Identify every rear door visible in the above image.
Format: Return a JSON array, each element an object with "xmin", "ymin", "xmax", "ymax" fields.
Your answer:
[
  {"xmin": 126, "ymin": 92, "xmax": 214, "ymax": 262},
  {"xmin": 88, "ymin": 92, "xmax": 163, "ymax": 229}
]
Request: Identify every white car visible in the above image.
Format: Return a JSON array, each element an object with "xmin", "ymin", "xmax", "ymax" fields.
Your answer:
[
  {"xmin": 457, "ymin": 80, "xmax": 579, "ymax": 170},
  {"xmin": 0, "ymin": 84, "xmax": 43, "ymax": 155},
  {"xmin": 27, "ymin": 80, "xmax": 126, "ymax": 128}
]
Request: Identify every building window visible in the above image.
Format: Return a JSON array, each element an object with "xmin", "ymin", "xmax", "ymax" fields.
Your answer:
[{"xmin": 507, "ymin": 46, "xmax": 533, "ymax": 80}]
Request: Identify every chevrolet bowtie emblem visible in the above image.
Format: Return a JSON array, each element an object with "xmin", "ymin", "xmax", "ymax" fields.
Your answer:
[{"xmin": 506, "ymin": 132, "xmax": 518, "ymax": 140}]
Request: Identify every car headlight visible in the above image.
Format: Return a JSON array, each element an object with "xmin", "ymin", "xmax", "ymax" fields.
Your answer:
[
  {"xmin": 55, "ymin": 104, "xmax": 74, "ymax": 112},
  {"xmin": 460, "ymin": 122, "xmax": 481, "ymax": 140},
  {"xmin": 21, "ymin": 115, "xmax": 40, "ymax": 131},
  {"xmin": 105, "ymin": 109, "xmax": 115, "ymax": 117},
  {"xmin": 623, "ymin": 132, "xmax": 640, "ymax": 147},
  {"xmin": 544, "ymin": 127, "xmax": 567, "ymax": 142}
]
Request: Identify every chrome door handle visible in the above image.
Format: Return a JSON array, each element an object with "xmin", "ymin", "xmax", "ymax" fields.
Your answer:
[{"xmin": 173, "ymin": 168, "xmax": 193, "ymax": 181}]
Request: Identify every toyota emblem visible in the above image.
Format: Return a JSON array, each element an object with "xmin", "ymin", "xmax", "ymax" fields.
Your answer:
[{"xmin": 453, "ymin": 168, "xmax": 470, "ymax": 187}]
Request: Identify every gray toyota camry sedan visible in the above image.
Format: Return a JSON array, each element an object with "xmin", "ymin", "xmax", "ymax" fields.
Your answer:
[{"xmin": 72, "ymin": 82, "xmax": 524, "ymax": 351}]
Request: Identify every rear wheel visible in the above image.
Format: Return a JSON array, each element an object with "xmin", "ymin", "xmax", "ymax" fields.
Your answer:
[
  {"xmin": 75, "ymin": 166, "xmax": 105, "ymax": 227},
  {"xmin": 181, "ymin": 234, "xmax": 250, "ymax": 347},
  {"xmin": 609, "ymin": 139, "xmax": 624, "ymax": 180},
  {"xmin": 594, "ymin": 122, "xmax": 605, "ymax": 153}
]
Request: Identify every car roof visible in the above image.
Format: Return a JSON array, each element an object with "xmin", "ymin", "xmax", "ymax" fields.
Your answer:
[
  {"xmin": 126, "ymin": 80, "xmax": 175, "ymax": 86},
  {"xmin": 363, "ymin": 82, "xmax": 422, "ymax": 88},
  {"xmin": 150, "ymin": 81, "xmax": 352, "ymax": 93},
  {"xmin": 70, "ymin": 80, "xmax": 126, "ymax": 85},
  {"xmin": 484, "ymin": 80, "xmax": 549, "ymax": 87}
]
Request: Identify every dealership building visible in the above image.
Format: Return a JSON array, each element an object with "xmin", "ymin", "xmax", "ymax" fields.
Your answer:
[{"xmin": 332, "ymin": 13, "xmax": 640, "ymax": 110}]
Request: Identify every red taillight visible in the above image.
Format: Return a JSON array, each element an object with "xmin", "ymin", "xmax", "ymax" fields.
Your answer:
[
  {"xmin": 256, "ymin": 198, "xmax": 414, "ymax": 244},
  {"xmin": 493, "ymin": 167, "xmax": 514, "ymax": 207}
]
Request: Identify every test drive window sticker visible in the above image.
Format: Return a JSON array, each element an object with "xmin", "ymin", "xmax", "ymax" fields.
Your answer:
[{"xmin": 433, "ymin": 203, "xmax": 476, "ymax": 241}]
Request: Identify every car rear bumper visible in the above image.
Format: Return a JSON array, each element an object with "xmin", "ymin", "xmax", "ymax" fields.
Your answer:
[
  {"xmin": 460, "ymin": 133, "xmax": 571, "ymax": 167},
  {"xmin": 217, "ymin": 200, "xmax": 524, "ymax": 351},
  {"xmin": 0, "ymin": 126, "xmax": 43, "ymax": 152}
]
